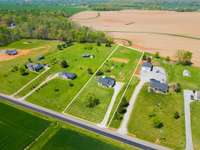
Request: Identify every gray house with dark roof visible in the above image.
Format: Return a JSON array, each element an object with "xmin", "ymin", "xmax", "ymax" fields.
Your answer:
[
  {"xmin": 149, "ymin": 79, "xmax": 168, "ymax": 94},
  {"xmin": 27, "ymin": 63, "xmax": 44, "ymax": 72},
  {"xmin": 98, "ymin": 76, "xmax": 116, "ymax": 88},
  {"xmin": 59, "ymin": 72, "xmax": 77, "ymax": 80},
  {"xmin": 82, "ymin": 53, "xmax": 94, "ymax": 58}
]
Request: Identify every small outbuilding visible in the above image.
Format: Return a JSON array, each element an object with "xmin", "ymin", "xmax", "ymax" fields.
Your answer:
[
  {"xmin": 183, "ymin": 69, "xmax": 191, "ymax": 77},
  {"xmin": 8, "ymin": 23, "xmax": 16, "ymax": 29},
  {"xmin": 142, "ymin": 62, "xmax": 153, "ymax": 72},
  {"xmin": 27, "ymin": 63, "xmax": 44, "ymax": 72},
  {"xmin": 82, "ymin": 53, "xmax": 94, "ymax": 58},
  {"xmin": 149, "ymin": 79, "xmax": 168, "ymax": 94},
  {"xmin": 98, "ymin": 76, "xmax": 116, "ymax": 88},
  {"xmin": 59, "ymin": 72, "xmax": 77, "ymax": 80},
  {"xmin": 6, "ymin": 50, "xmax": 18, "ymax": 55}
]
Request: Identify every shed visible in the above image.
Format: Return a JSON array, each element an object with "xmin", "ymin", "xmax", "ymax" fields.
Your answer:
[
  {"xmin": 6, "ymin": 50, "xmax": 18, "ymax": 55},
  {"xmin": 183, "ymin": 69, "xmax": 191, "ymax": 77},
  {"xmin": 82, "ymin": 53, "xmax": 94, "ymax": 58},
  {"xmin": 98, "ymin": 76, "xmax": 116, "ymax": 88},
  {"xmin": 59, "ymin": 72, "xmax": 77, "ymax": 80}
]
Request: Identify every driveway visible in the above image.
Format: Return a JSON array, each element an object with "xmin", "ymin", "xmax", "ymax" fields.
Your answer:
[
  {"xmin": 141, "ymin": 66, "xmax": 167, "ymax": 83},
  {"xmin": 184, "ymin": 90, "xmax": 194, "ymax": 150},
  {"xmin": 117, "ymin": 80, "xmax": 145, "ymax": 134},
  {"xmin": 99, "ymin": 82, "xmax": 123, "ymax": 128}
]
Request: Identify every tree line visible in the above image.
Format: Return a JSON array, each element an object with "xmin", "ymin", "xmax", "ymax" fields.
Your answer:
[{"xmin": 0, "ymin": 11, "xmax": 111, "ymax": 46}]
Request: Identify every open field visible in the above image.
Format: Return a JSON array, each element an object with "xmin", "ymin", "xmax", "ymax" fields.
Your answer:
[
  {"xmin": 191, "ymin": 101, "xmax": 200, "ymax": 150},
  {"xmin": 66, "ymin": 46, "xmax": 142, "ymax": 123},
  {"xmin": 71, "ymin": 10, "xmax": 200, "ymax": 66},
  {"xmin": 0, "ymin": 39, "xmax": 59, "ymax": 94},
  {"xmin": 0, "ymin": 100, "xmax": 50, "ymax": 150},
  {"xmin": 42, "ymin": 128, "xmax": 130, "ymax": 150},
  {"xmin": 128, "ymin": 85, "xmax": 185, "ymax": 149},
  {"xmin": 26, "ymin": 44, "xmax": 115, "ymax": 112},
  {"xmin": 0, "ymin": 98, "xmax": 137, "ymax": 150}
]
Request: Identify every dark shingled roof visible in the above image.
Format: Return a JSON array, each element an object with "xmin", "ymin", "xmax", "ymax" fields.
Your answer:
[
  {"xmin": 98, "ymin": 77, "xmax": 116, "ymax": 88},
  {"xmin": 27, "ymin": 63, "xmax": 44, "ymax": 72},
  {"xmin": 150, "ymin": 79, "xmax": 168, "ymax": 93}
]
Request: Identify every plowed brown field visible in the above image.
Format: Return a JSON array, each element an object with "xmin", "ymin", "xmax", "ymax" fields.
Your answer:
[{"xmin": 71, "ymin": 10, "xmax": 200, "ymax": 66}]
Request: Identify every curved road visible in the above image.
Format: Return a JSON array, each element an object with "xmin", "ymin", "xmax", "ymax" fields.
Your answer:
[{"xmin": 0, "ymin": 93, "xmax": 171, "ymax": 150}]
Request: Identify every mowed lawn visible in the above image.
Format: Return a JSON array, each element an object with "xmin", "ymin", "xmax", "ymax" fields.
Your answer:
[
  {"xmin": 102, "ymin": 46, "xmax": 142, "ymax": 82},
  {"xmin": 42, "ymin": 128, "xmax": 133, "ymax": 150},
  {"xmin": 0, "ymin": 100, "xmax": 50, "ymax": 150},
  {"xmin": 191, "ymin": 102, "xmax": 200, "ymax": 150},
  {"xmin": 154, "ymin": 58, "xmax": 200, "ymax": 89},
  {"xmin": 67, "ymin": 78, "xmax": 114, "ymax": 123},
  {"xmin": 0, "ymin": 39, "xmax": 59, "ymax": 94},
  {"xmin": 128, "ymin": 85, "xmax": 185, "ymax": 149},
  {"xmin": 27, "ymin": 44, "xmax": 115, "ymax": 112},
  {"xmin": 66, "ymin": 47, "xmax": 142, "ymax": 123}
]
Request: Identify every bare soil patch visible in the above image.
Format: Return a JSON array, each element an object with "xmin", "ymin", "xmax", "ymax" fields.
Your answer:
[
  {"xmin": 71, "ymin": 10, "xmax": 200, "ymax": 66},
  {"xmin": 111, "ymin": 57, "xmax": 129, "ymax": 63},
  {"xmin": 0, "ymin": 50, "xmax": 31, "ymax": 61}
]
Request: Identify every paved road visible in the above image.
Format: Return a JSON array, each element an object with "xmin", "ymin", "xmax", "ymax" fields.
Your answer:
[
  {"xmin": 0, "ymin": 93, "xmax": 170, "ymax": 150},
  {"xmin": 183, "ymin": 90, "xmax": 194, "ymax": 150},
  {"xmin": 99, "ymin": 82, "xmax": 123, "ymax": 128},
  {"xmin": 118, "ymin": 80, "xmax": 145, "ymax": 134}
]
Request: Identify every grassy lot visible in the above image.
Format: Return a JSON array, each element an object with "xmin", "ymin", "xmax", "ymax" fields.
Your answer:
[
  {"xmin": 66, "ymin": 47, "xmax": 142, "ymax": 123},
  {"xmin": 191, "ymin": 101, "xmax": 200, "ymax": 150},
  {"xmin": 109, "ymin": 77, "xmax": 140, "ymax": 128},
  {"xmin": 128, "ymin": 85, "xmax": 185, "ymax": 149},
  {"xmin": 26, "ymin": 44, "xmax": 115, "ymax": 112},
  {"xmin": 0, "ymin": 39, "xmax": 59, "ymax": 94},
  {"xmin": 67, "ymin": 78, "xmax": 114, "ymax": 123},
  {"xmin": 0, "ymin": 100, "xmax": 50, "ymax": 150},
  {"xmin": 102, "ymin": 46, "xmax": 141, "ymax": 82},
  {"xmin": 153, "ymin": 58, "xmax": 200, "ymax": 90}
]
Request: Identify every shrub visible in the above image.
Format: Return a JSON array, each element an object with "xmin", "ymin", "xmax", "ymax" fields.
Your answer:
[
  {"xmin": 174, "ymin": 111, "xmax": 180, "ymax": 119},
  {"xmin": 54, "ymin": 88, "xmax": 59, "ymax": 92},
  {"xmin": 60, "ymin": 60, "xmax": 68, "ymax": 68},
  {"xmin": 86, "ymin": 96, "xmax": 100, "ymax": 108},
  {"xmin": 142, "ymin": 54, "xmax": 147, "ymax": 60},
  {"xmin": 19, "ymin": 67, "xmax": 29, "ymax": 76},
  {"xmin": 11, "ymin": 65, "xmax": 19, "ymax": 72},
  {"xmin": 69, "ymin": 82, "xmax": 74, "ymax": 87},
  {"xmin": 87, "ymin": 68, "xmax": 93, "ymax": 75},
  {"xmin": 165, "ymin": 56, "xmax": 170, "ymax": 61},
  {"xmin": 97, "ymin": 41, "xmax": 101, "ymax": 46},
  {"xmin": 176, "ymin": 50, "xmax": 192, "ymax": 65},
  {"xmin": 153, "ymin": 118, "xmax": 164, "ymax": 128},
  {"xmin": 96, "ymin": 70, "xmax": 104, "ymax": 76},
  {"xmin": 155, "ymin": 52, "xmax": 160, "ymax": 58},
  {"xmin": 173, "ymin": 83, "xmax": 181, "ymax": 93}
]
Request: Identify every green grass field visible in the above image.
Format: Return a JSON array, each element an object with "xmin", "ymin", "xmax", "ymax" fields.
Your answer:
[
  {"xmin": 128, "ymin": 85, "xmax": 185, "ymax": 149},
  {"xmin": 0, "ymin": 39, "xmax": 60, "ymax": 94},
  {"xmin": 0, "ymin": 100, "xmax": 50, "ymax": 150},
  {"xmin": 66, "ymin": 47, "xmax": 142, "ymax": 123},
  {"xmin": 26, "ymin": 44, "xmax": 115, "ymax": 112},
  {"xmin": 191, "ymin": 101, "xmax": 200, "ymax": 150},
  {"xmin": 153, "ymin": 58, "xmax": 200, "ymax": 90},
  {"xmin": 42, "ymin": 128, "xmax": 125, "ymax": 150}
]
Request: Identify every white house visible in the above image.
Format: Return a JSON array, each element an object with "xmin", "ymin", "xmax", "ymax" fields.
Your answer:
[{"xmin": 141, "ymin": 62, "xmax": 153, "ymax": 72}]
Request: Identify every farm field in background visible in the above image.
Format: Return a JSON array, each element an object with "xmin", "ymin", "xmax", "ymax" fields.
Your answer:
[{"xmin": 71, "ymin": 10, "xmax": 200, "ymax": 66}]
